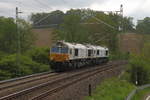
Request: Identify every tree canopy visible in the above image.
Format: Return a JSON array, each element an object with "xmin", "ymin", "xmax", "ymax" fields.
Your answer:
[
  {"xmin": 48, "ymin": 9, "xmax": 134, "ymax": 52},
  {"xmin": 0, "ymin": 17, "xmax": 34, "ymax": 54},
  {"xmin": 136, "ymin": 17, "xmax": 150, "ymax": 34},
  {"xmin": 30, "ymin": 10, "xmax": 64, "ymax": 28}
]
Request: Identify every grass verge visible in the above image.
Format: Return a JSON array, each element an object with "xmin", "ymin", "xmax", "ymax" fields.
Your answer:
[
  {"xmin": 132, "ymin": 87, "xmax": 150, "ymax": 100},
  {"xmin": 84, "ymin": 78, "xmax": 135, "ymax": 100}
]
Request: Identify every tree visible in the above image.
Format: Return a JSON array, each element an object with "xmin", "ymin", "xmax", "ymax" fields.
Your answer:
[
  {"xmin": 18, "ymin": 19, "xmax": 35, "ymax": 52},
  {"xmin": 30, "ymin": 10, "xmax": 64, "ymax": 27},
  {"xmin": 55, "ymin": 9, "xmax": 89, "ymax": 43},
  {"xmin": 0, "ymin": 17, "xmax": 34, "ymax": 54},
  {"xmin": 31, "ymin": 9, "xmax": 134, "ymax": 52},
  {"xmin": 122, "ymin": 17, "xmax": 135, "ymax": 32},
  {"xmin": 0, "ymin": 54, "xmax": 49, "ymax": 78},
  {"xmin": 52, "ymin": 9, "xmax": 135, "ymax": 52},
  {"xmin": 83, "ymin": 12, "xmax": 119, "ymax": 52},
  {"xmin": 0, "ymin": 17, "xmax": 17, "ymax": 53},
  {"xmin": 129, "ymin": 55, "xmax": 149, "ymax": 85},
  {"xmin": 136, "ymin": 17, "xmax": 150, "ymax": 34}
]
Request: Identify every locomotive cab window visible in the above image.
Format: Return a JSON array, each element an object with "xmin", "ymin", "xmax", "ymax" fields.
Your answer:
[
  {"xmin": 97, "ymin": 50, "xmax": 99, "ymax": 55},
  {"xmin": 70, "ymin": 49, "xmax": 72, "ymax": 54},
  {"xmin": 106, "ymin": 50, "xmax": 108, "ymax": 56},
  {"xmin": 74, "ymin": 49, "xmax": 78, "ymax": 56},
  {"xmin": 88, "ymin": 50, "xmax": 92, "ymax": 56},
  {"xmin": 51, "ymin": 46, "xmax": 68, "ymax": 54},
  {"xmin": 60, "ymin": 47, "xmax": 68, "ymax": 53},
  {"xmin": 51, "ymin": 47, "xmax": 59, "ymax": 53}
]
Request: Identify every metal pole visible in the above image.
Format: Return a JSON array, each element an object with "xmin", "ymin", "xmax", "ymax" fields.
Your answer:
[
  {"xmin": 16, "ymin": 7, "xmax": 22, "ymax": 75},
  {"xmin": 89, "ymin": 84, "xmax": 92, "ymax": 96},
  {"xmin": 118, "ymin": 4, "xmax": 123, "ymax": 52},
  {"xmin": 120, "ymin": 4, "xmax": 123, "ymax": 32}
]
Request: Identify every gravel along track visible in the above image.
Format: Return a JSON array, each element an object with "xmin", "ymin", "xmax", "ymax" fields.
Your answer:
[
  {"xmin": 31, "ymin": 61, "xmax": 125, "ymax": 100},
  {"xmin": 0, "ymin": 61, "xmax": 126, "ymax": 100},
  {"xmin": 0, "ymin": 72, "xmax": 61, "ymax": 97}
]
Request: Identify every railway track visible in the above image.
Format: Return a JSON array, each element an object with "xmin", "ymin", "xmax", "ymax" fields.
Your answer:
[
  {"xmin": 0, "ymin": 61, "xmax": 127, "ymax": 100},
  {"xmin": 0, "ymin": 71, "xmax": 61, "ymax": 97}
]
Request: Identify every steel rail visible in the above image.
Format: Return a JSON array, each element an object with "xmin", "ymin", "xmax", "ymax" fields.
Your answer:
[
  {"xmin": 0, "ymin": 71, "xmax": 60, "ymax": 97},
  {"xmin": 31, "ymin": 61, "xmax": 126, "ymax": 100},
  {"xmin": 0, "ymin": 72, "xmax": 58, "ymax": 90},
  {"xmin": 0, "ymin": 61, "xmax": 126, "ymax": 100},
  {"xmin": 0, "ymin": 71, "xmax": 52, "ymax": 85}
]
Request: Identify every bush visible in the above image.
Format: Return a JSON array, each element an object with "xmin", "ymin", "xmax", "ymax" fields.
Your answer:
[
  {"xmin": 26, "ymin": 47, "xmax": 50, "ymax": 65},
  {"xmin": 0, "ymin": 54, "xmax": 50, "ymax": 79},
  {"xmin": 132, "ymin": 87, "xmax": 150, "ymax": 100},
  {"xmin": 0, "ymin": 70, "xmax": 11, "ymax": 80},
  {"xmin": 109, "ymin": 51, "xmax": 129, "ymax": 60},
  {"xmin": 129, "ymin": 55, "xmax": 150, "ymax": 85},
  {"xmin": 120, "ymin": 71, "xmax": 131, "ymax": 82},
  {"xmin": 0, "ymin": 51, "xmax": 7, "ymax": 60},
  {"xmin": 84, "ymin": 78, "xmax": 135, "ymax": 100}
]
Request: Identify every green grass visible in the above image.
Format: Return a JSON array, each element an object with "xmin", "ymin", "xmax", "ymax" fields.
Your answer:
[
  {"xmin": 132, "ymin": 87, "xmax": 150, "ymax": 100},
  {"xmin": 84, "ymin": 78, "xmax": 135, "ymax": 100}
]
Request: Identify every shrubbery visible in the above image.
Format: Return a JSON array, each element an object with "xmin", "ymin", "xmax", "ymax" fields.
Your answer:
[
  {"xmin": 132, "ymin": 87, "xmax": 150, "ymax": 100},
  {"xmin": 109, "ymin": 51, "xmax": 129, "ymax": 60},
  {"xmin": 0, "ymin": 70, "xmax": 11, "ymax": 80},
  {"xmin": 0, "ymin": 53, "xmax": 50, "ymax": 80},
  {"xmin": 120, "ymin": 54, "xmax": 150, "ymax": 86},
  {"xmin": 129, "ymin": 55, "xmax": 150, "ymax": 85},
  {"xmin": 84, "ymin": 78, "xmax": 135, "ymax": 100},
  {"xmin": 26, "ymin": 47, "xmax": 50, "ymax": 65}
]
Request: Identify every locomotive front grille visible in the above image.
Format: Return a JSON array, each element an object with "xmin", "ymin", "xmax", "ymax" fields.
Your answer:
[{"xmin": 50, "ymin": 53, "xmax": 69, "ymax": 62}]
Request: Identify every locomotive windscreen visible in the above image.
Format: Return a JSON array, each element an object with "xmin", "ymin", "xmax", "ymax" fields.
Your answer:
[{"xmin": 51, "ymin": 47, "xmax": 68, "ymax": 53}]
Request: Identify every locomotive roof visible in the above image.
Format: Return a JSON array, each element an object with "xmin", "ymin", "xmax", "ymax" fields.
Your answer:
[
  {"xmin": 55, "ymin": 41, "xmax": 108, "ymax": 50},
  {"xmin": 74, "ymin": 44, "xmax": 87, "ymax": 49},
  {"xmin": 65, "ymin": 42, "xmax": 87, "ymax": 49},
  {"xmin": 63, "ymin": 42, "xmax": 75, "ymax": 48}
]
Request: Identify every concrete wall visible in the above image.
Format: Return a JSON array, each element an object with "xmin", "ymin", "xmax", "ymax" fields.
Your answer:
[
  {"xmin": 119, "ymin": 33, "xmax": 143, "ymax": 54},
  {"xmin": 32, "ymin": 28, "xmax": 54, "ymax": 47},
  {"xmin": 32, "ymin": 28, "xmax": 143, "ymax": 55}
]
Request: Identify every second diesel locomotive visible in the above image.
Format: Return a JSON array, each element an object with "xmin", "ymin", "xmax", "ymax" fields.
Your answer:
[{"xmin": 49, "ymin": 41, "xmax": 109, "ymax": 71}]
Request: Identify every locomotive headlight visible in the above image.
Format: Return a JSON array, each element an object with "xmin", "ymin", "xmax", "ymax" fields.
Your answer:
[{"xmin": 50, "ymin": 54, "xmax": 54, "ymax": 60}]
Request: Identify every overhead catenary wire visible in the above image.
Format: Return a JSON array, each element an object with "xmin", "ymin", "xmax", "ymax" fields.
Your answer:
[
  {"xmin": 34, "ymin": 13, "xmax": 53, "ymax": 25},
  {"xmin": 33, "ymin": 24, "xmax": 58, "ymax": 28},
  {"xmin": 95, "ymin": 33, "xmax": 112, "ymax": 43},
  {"xmin": 93, "ymin": 16, "xmax": 117, "ymax": 30},
  {"xmin": 15, "ymin": 0, "xmax": 44, "ymax": 12},
  {"xmin": 25, "ymin": 1, "xmax": 45, "ymax": 12},
  {"xmin": 33, "ymin": 0, "xmax": 53, "ymax": 10},
  {"xmin": 30, "ymin": 0, "xmax": 54, "ymax": 25},
  {"xmin": 14, "ymin": 0, "xmax": 49, "ymax": 20},
  {"xmin": 32, "ymin": 0, "xmax": 68, "ymax": 26},
  {"xmin": 31, "ymin": 0, "xmax": 73, "ymax": 26},
  {"xmin": 61, "ymin": 0, "xmax": 68, "ymax": 4},
  {"xmin": 31, "ymin": 1, "xmax": 122, "ymax": 31}
]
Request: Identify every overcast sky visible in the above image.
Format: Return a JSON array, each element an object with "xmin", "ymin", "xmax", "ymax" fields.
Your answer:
[{"xmin": 0, "ymin": 0, "xmax": 150, "ymax": 24}]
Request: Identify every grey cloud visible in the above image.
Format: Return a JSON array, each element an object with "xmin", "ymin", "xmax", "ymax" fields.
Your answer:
[
  {"xmin": 35, "ymin": 0, "xmax": 108, "ymax": 8},
  {"xmin": 0, "ymin": 0, "xmax": 150, "ymax": 23}
]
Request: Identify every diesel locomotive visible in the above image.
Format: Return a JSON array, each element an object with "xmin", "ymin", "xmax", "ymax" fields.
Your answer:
[{"xmin": 49, "ymin": 41, "xmax": 109, "ymax": 71}]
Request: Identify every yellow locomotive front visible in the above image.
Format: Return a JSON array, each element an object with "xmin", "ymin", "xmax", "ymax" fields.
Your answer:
[
  {"xmin": 49, "ymin": 41, "xmax": 72, "ymax": 72},
  {"xmin": 50, "ymin": 45, "xmax": 69, "ymax": 62}
]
